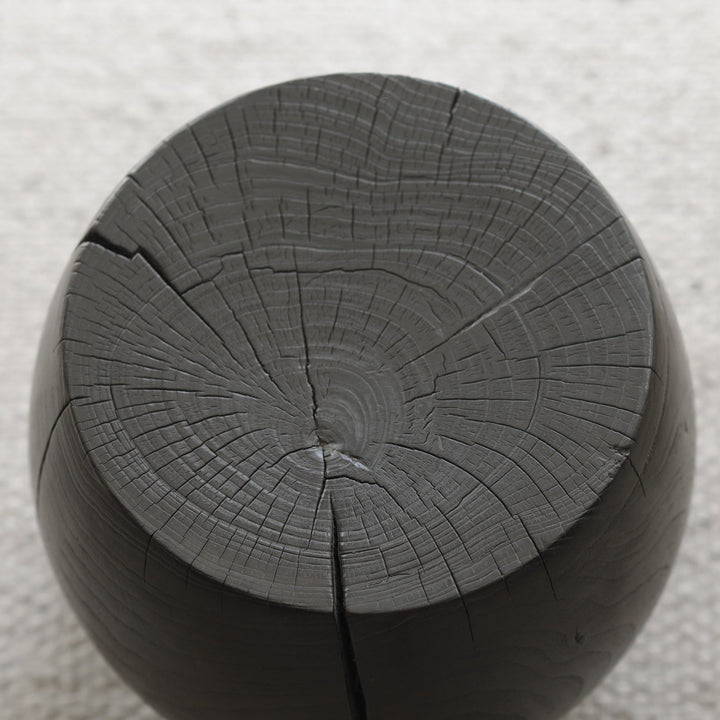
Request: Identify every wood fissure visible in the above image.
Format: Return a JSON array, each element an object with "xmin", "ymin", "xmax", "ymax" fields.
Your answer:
[
  {"xmin": 34, "ymin": 400, "xmax": 73, "ymax": 508},
  {"xmin": 331, "ymin": 502, "xmax": 367, "ymax": 720}
]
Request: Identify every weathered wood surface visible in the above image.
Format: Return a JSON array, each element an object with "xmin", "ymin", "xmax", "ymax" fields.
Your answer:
[{"xmin": 29, "ymin": 74, "xmax": 695, "ymax": 720}]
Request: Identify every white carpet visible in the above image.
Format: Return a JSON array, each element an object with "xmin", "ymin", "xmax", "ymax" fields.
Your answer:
[{"xmin": 1, "ymin": 2, "xmax": 718, "ymax": 718}]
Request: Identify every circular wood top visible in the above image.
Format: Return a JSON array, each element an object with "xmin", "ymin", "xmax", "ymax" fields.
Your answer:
[{"xmin": 62, "ymin": 74, "xmax": 653, "ymax": 614}]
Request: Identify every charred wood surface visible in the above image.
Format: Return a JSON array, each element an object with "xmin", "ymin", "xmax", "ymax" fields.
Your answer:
[{"xmin": 30, "ymin": 74, "xmax": 695, "ymax": 720}]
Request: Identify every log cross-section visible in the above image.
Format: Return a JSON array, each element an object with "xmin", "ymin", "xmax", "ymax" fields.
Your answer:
[{"xmin": 29, "ymin": 74, "xmax": 695, "ymax": 720}]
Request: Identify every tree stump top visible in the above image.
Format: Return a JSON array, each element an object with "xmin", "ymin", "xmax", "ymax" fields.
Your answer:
[{"xmin": 63, "ymin": 74, "xmax": 653, "ymax": 614}]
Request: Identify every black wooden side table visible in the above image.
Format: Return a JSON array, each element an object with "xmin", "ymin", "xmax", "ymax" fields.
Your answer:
[{"xmin": 29, "ymin": 74, "xmax": 695, "ymax": 720}]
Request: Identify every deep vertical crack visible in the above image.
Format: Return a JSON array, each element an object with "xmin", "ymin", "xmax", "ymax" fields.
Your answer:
[{"xmin": 331, "ymin": 501, "xmax": 367, "ymax": 720}]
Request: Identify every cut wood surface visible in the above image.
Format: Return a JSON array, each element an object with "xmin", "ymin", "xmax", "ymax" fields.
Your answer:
[{"xmin": 29, "ymin": 74, "xmax": 695, "ymax": 720}]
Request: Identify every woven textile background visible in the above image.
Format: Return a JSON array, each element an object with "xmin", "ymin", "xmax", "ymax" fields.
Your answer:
[{"xmin": 1, "ymin": 2, "xmax": 718, "ymax": 718}]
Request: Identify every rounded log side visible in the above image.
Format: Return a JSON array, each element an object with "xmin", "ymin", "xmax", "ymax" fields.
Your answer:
[{"xmin": 29, "ymin": 74, "xmax": 694, "ymax": 720}]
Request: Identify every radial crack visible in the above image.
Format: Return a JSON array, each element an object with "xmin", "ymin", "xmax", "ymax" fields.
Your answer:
[
  {"xmin": 34, "ymin": 399, "xmax": 74, "ymax": 509},
  {"xmin": 517, "ymin": 516, "xmax": 558, "ymax": 601},
  {"xmin": 331, "ymin": 502, "xmax": 367, "ymax": 720},
  {"xmin": 293, "ymin": 248, "xmax": 322, "ymax": 441},
  {"xmin": 80, "ymin": 229, "xmax": 277, "ymax": 392}
]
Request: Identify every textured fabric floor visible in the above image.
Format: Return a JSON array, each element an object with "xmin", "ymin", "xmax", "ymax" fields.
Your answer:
[{"xmin": 1, "ymin": 2, "xmax": 718, "ymax": 718}]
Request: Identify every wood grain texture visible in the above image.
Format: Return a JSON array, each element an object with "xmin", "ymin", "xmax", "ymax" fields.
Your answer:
[{"xmin": 29, "ymin": 74, "xmax": 695, "ymax": 720}]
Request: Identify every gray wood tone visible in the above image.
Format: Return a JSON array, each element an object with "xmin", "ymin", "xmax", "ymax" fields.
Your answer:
[{"xmin": 29, "ymin": 74, "xmax": 695, "ymax": 720}]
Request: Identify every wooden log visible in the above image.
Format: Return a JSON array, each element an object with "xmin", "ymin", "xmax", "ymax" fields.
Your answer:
[{"xmin": 29, "ymin": 74, "xmax": 695, "ymax": 720}]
